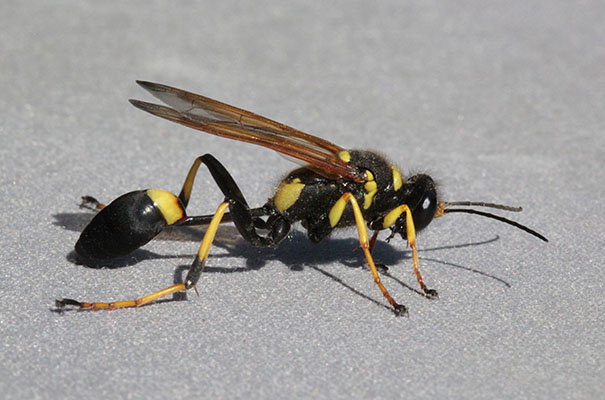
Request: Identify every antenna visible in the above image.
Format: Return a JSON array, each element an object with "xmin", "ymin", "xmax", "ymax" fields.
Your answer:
[{"xmin": 439, "ymin": 201, "xmax": 548, "ymax": 242}]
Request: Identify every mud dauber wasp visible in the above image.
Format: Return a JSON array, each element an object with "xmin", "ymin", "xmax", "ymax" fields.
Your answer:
[{"xmin": 56, "ymin": 81, "xmax": 548, "ymax": 316}]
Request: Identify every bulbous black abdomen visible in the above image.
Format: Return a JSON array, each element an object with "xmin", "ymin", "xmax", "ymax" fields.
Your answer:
[{"xmin": 75, "ymin": 190, "xmax": 167, "ymax": 261}]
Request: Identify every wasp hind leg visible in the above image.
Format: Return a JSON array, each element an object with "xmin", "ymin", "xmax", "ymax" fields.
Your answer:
[
  {"xmin": 79, "ymin": 195, "xmax": 105, "ymax": 211},
  {"xmin": 55, "ymin": 202, "xmax": 232, "ymax": 311},
  {"xmin": 183, "ymin": 154, "xmax": 291, "ymax": 290},
  {"xmin": 57, "ymin": 154, "xmax": 290, "ymax": 311},
  {"xmin": 55, "ymin": 202, "xmax": 234, "ymax": 311},
  {"xmin": 189, "ymin": 154, "xmax": 291, "ymax": 247}
]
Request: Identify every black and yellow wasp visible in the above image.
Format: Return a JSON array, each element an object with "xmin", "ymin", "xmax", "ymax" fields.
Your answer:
[{"xmin": 57, "ymin": 81, "xmax": 547, "ymax": 316}]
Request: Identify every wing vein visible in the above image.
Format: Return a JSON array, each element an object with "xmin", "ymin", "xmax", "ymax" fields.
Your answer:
[{"xmin": 129, "ymin": 82, "xmax": 366, "ymax": 182}]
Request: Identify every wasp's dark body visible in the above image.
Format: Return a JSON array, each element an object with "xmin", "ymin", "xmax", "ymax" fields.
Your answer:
[
  {"xmin": 271, "ymin": 150, "xmax": 436, "ymax": 244},
  {"xmin": 75, "ymin": 190, "xmax": 183, "ymax": 261},
  {"xmin": 58, "ymin": 81, "xmax": 547, "ymax": 315}
]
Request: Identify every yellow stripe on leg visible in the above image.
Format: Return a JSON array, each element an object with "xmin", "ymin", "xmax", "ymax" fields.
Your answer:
[
  {"xmin": 381, "ymin": 204, "xmax": 432, "ymax": 294},
  {"xmin": 382, "ymin": 204, "xmax": 417, "ymax": 248},
  {"xmin": 197, "ymin": 202, "xmax": 230, "ymax": 263},
  {"xmin": 67, "ymin": 283, "xmax": 187, "ymax": 311},
  {"xmin": 59, "ymin": 203, "xmax": 232, "ymax": 312},
  {"xmin": 333, "ymin": 193, "xmax": 404, "ymax": 314},
  {"xmin": 183, "ymin": 201, "xmax": 232, "ymax": 294},
  {"xmin": 179, "ymin": 157, "xmax": 204, "ymax": 207}
]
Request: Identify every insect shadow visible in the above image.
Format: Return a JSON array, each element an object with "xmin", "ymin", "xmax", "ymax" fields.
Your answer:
[{"xmin": 53, "ymin": 210, "xmax": 509, "ymax": 308}]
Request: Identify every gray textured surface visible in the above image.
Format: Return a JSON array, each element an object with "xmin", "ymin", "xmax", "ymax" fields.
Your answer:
[{"xmin": 1, "ymin": 1, "xmax": 603, "ymax": 399}]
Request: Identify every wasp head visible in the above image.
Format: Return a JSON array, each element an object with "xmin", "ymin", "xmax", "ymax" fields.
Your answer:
[{"xmin": 378, "ymin": 173, "xmax": 438, "ymax": 242}]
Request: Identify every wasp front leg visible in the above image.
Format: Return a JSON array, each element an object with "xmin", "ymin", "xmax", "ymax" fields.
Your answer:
[{"xmin": 372, "ymin": 206, "xmax": 438, "ymax": 298}]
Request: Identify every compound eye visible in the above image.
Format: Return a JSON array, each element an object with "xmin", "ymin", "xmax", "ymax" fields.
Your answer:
[{"xmin": 413, "ymin": 190, "xmax": 437, "ymax": 232}]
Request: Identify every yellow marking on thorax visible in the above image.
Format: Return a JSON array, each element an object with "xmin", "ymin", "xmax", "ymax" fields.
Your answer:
[
  {"xmin": 391, "ymin": 165, "xmax": 403, "ymax": 191},
  {"xmin": 338, "ymin": 151, "xmax": 351, "ymax": 163},
  {"xmin": 330, "ymin": 169, "xmax": 377, "ymax": 226},
  {"xmin": 274, "ymin": 178, "xmax": 305, "ymax": 212},
  {"xmin": 363, "ymin": 170, "xmax": 377, "ymax": 209},
  {"xmin": 147, "ymin": 189, "xmax": 184, "ymax": 225}
]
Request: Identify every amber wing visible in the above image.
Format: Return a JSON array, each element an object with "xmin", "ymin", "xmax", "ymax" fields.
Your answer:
[{"xmin": 130, "ymin": 81, "xmax": 365, "ymax": 182}]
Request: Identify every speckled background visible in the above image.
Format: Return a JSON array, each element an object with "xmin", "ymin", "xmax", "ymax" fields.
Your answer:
[{"xmin": 1, "ymin": 1, "xmax": 602, "ymax": 399}]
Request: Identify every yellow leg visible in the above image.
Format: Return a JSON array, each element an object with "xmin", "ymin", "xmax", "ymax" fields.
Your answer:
[
  {"xmin": 332, "ymin": 193, "xmax": 407, "ymax": 315},
  {"xmin": 177, "ymin": 157, "xmax": 204, "ymax": 208},
  {"xmin": 56, "ymin": 202, "xmax": 230, "ymax": 311},
  {"xmin": 383, "ymin": 205, "xmax": 437, "ymax": 297},
  {"xmin": 59, "ymin": 284, "xmax": 187, "ymax": 310},
  {"xmin": 184, "ymin": 202, "xmax": 230, "ymax": 291}
]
